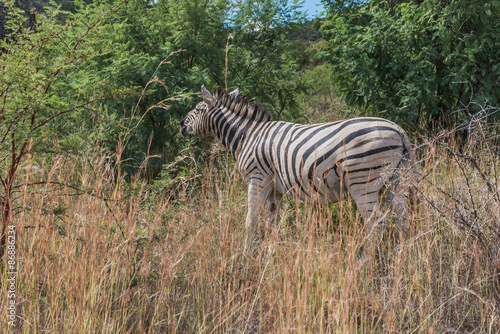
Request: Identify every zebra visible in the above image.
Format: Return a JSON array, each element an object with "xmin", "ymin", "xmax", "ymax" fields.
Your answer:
[{"xmin": 180, "ymin": 86, "xmax": 415, "ymax": 251}]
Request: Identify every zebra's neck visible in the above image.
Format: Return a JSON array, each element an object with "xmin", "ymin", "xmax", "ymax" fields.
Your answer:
[{"xmin": 210, "ymin": 105, "xmax": 257, "ymax": 159}]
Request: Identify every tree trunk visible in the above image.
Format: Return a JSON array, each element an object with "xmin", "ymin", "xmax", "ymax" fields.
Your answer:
[
  {"xmin": 0, "ymin": 195, "xmax": 12, "ymax": 260},
  {"xmin": 0, "ymin": 164, "xmax": 15, "ymax": 260}
]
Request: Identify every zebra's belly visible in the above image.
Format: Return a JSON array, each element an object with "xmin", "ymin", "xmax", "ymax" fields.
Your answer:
[{"xmin": 276, "ymin": 167, "xmax": 345, "ymax": 204}]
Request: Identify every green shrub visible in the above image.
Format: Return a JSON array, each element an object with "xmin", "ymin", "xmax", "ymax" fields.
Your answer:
[{"xmin": 320, "ymin": 0, "xmax": 500, "ymax": 130}]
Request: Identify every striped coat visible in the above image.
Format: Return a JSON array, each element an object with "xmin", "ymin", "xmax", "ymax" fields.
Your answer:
[{"xmin": 180, "ymin": 86, "xmax": 414, "ymax": 251}]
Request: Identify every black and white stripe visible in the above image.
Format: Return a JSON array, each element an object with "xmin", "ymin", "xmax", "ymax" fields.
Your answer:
[{"xmin": 180, "ymin": 86, "xmax": 414, "ymax": 251}]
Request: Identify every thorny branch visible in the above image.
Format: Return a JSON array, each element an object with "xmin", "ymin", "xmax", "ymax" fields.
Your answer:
[{"xmin": 418, "ymin": 106, "xmax": 500, "ymax": 267}]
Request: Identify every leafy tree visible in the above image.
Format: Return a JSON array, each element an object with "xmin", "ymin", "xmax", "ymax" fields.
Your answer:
[
  {"xmin": 320, "ymin": 0, "xmax": 500, "ymax": 130},
  {"xmin": 0, "ymin": 0, "xmax": 135, "ymax": 258},
  {"xmin": 1, "ymin": 0, "xmax": 312, "ymax": 258},
  {"xmin": 83, "ymin": 0, "xmax": 308, "ymax": 175},
  {"xmin": 228, "ymin": 0, "xmax": 307, "ymax": 121}
]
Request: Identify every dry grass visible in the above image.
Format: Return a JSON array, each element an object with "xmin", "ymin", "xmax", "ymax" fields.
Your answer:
[{"xmin": 1, "ymin": 118, "xmax": 500, "ymax": 333}]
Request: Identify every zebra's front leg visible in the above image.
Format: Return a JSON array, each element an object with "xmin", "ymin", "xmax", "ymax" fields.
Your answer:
[
  {"xmin": 266, "ymin": 193, "xmax": 283, "ymax": 229},
  {"xmin": 244, "ymin": 182, "xmax": 270, "ymax": 253}
]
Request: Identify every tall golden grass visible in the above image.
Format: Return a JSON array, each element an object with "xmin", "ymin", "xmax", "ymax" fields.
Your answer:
[{"xmin": 1, "ymin": 113, "xmax": 499, "ymax": 333}]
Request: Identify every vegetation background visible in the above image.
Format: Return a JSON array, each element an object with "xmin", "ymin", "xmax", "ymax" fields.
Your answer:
[{"xmin": 1, "ymin": 0, "xmax": 499, "ymax": 332}]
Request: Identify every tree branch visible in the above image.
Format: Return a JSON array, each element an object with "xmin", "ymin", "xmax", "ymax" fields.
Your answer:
[{"xmin": 29, "ymin": 97, "xmax": 105, "ymax": 133}]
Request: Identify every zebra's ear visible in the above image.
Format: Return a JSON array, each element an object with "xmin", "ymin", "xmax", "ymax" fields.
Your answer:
[
  {"xmin": 201, "ymin": 85, "xmax": 215, "ymax": 108},
  {"xmin": 228, "ymin": 88, "xmax": 239, "ymax": 98}
]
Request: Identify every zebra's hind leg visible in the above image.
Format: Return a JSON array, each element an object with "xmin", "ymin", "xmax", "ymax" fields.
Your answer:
[
  {"xmin": 386, "ymin": 168, "xmax": 418, "ymax": 232},
  {"xmin": 349, "ymin": 188, "xmax": 387, "ymax": 264},
  {"xmin": 266, "ymin": 193, "xmax": 283, "ymax": 229},
  {"xmin": 263, "ymin": 193, "xmax": 283, "ymax": 256},
  {"xmin": 349, "ymin": 186, "xmax": 385, "ymax": 244}
]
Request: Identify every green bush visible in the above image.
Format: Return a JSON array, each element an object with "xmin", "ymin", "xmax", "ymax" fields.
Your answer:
[{"xmin": 320, "ymin": 0, "xmax": 500, "ymax": 130}]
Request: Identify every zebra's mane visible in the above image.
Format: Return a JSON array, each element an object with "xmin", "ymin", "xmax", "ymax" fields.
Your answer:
[{"xmin": 212, "ymin": 88, "xmax": 270, "ymax": 122}]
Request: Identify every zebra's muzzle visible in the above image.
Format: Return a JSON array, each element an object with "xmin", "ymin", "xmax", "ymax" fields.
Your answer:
[{"xmin": 179, "ymin": 119, "xmax": 192, "ymax": 137}]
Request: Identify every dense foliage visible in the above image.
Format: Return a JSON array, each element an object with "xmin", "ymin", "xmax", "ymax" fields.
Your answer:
[
  {"xmin": 0, "ymin": 0, "xmax": 317, "ymax": 258},
  {"xmin": 320, "ymin": 0, "xmax": 500, "ymax": 129},
  {"xmin": 1, "ymin": 0, "xmax": 312, "ymax": 178}
]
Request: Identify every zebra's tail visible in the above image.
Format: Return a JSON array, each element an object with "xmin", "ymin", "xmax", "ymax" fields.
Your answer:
[
  {"xmin": 402, "ymin": 131, "xmax": 419, "ymax": 214},
  {"xmin": 387, "ymin": 130, "xmax": 419, "ymax": 222}
]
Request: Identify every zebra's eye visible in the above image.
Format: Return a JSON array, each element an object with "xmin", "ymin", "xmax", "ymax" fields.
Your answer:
[{"xmin": 196, "ymin": 102, "xmax": 208, "ymax": 112}]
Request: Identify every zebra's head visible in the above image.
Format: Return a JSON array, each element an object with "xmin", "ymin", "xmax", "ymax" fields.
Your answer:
[
  {"xmin": 180, "ymin": 86, "xmax": 239, "ymax": 137},
  {"xmin": 180, "ymin": 100, "xmax": 209, "ymax": 137}
]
